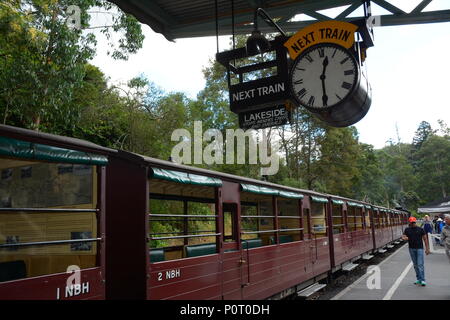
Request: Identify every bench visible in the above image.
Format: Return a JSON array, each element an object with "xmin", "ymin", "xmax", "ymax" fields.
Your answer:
[
  {"xmin": 149, "ymin": 249, "xmax": 165, "ymax": 263},
  {"xmin": 242, "ymin": 238, "xmax": 263, "ymax": 249},
  {"xmin": 269, "ymin": 235, "xmax": 293, "ymax": 244},
  {"xmin": 185, "ymin": 243, "xmax": 217, "ymax": 258},
  {"xmin": 0, "ymin": 260, "xmax": 26, "ymax": 282}
]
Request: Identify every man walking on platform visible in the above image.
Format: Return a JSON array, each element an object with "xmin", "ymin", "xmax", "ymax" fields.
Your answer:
[
  {"xmin": 441, "ymin": 214, "xmax": 450, "ymax": 264},
  {"xmin": 402, "ymin": 217, "xmax": 430, "ymax": 286}
]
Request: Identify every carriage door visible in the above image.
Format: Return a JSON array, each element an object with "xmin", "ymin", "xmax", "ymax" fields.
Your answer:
[
  {"xmin": 221, "ymin": 202, "xmax": 245, "ymax": 299},
  {"xmin": 310, "ymin": 197, "xmax": 330, "ymax": 276}
]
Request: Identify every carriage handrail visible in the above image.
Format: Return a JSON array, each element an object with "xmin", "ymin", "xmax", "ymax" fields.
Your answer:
[
  {"xmin": 0, "ymin": 208, "xmax": 98, "ymax": 213},
  {"xmin": 241, "ymin": 215, "xmax": 275, "ymax": 218},
  {"xmin": 149, "ymin": 230, "xmax": 217, "ymax": 236},
  {"xmin": 149, "ymin": 233, "xmax": 221, "ymax": 240},
  {"xmin": 0, "ymin": 238, "xmax": 101, "ymax": 248},
  {"xmin": 278, "ymin": 228, "xmax": 304, "ymax": 232},
  {"xmin": 149, "ymin": 214, "xmax": 218, "ymax": 218}
]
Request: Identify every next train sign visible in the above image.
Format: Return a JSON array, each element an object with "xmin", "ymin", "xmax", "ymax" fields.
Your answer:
[
  {"xmin": 230, "ymin": 79, "xmax": 288, "ymax": 113},
  {"xmin": 216, "ymin": 36, "xmax": 294, "ymax": 115}
]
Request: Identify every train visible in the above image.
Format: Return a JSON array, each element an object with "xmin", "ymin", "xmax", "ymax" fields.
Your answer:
[{"xmin": 0, "ymin": 124, "xmax": 409, "ymax": 300}]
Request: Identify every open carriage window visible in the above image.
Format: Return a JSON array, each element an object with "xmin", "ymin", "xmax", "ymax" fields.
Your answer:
[
  {"xmin": 331, "ymin": 200, "xmax": 344, "ymax": 234},
  {"xmin": 365, "ymin": 208, "xmax": 371, "ymax": 228},
  {"xmin": 310, "ymin": 197, "xmax": 328, "ymax": 237},
  {"xmin": 277, "ymin": 198, "xmax": 301, "ymax": 242},
  {"xmin": 240, "ymin": 192, "xmax": 275, "ymax": 247},
  {"xmin": 355, "ymin": 207, "xmax": 364, "ymax": 230},
  {"xmin": 148, "ymin": 169, "xmax": 220, "ymax": 263},
  {"xmin": 0, "ymin": 158, "xmax": 99, "ymax": 283}
]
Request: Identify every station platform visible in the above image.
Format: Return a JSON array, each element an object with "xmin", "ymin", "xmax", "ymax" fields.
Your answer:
[{"xmin": 332, "ymin": 244, "xmax": 450, "ymax": 300}]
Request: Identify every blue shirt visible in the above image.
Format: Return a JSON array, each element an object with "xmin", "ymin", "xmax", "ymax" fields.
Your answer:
[{"xmin": 423, "ymin": 222, "xmax": 433, "ymax": 234}]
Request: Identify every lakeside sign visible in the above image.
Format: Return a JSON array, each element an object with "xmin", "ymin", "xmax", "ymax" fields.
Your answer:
[{"xmin": 238, "ymin": 105, "xmax": 290, "ymax": 130}]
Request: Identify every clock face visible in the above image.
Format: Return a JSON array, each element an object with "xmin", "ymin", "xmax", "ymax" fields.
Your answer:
[{"xmin": 290, "ymin": 44, "xmax": 359, "ymax": 110}]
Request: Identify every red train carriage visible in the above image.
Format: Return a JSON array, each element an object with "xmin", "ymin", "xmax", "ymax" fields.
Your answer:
[
  {"xmin": 0, "ymin": 125, "xmax": 114, "ymax": 299},
  {"xmin": 0, "ymin": 125, "xmax": 410, "ymax": 300},
  {"xmin": 328, "ymin": 197, "xmax": 373, "ymax": 270},
  {"xmin": 391, "ymin": 210, "xmax": 404, "ymax": 241},
  {"xmin": 105, "ymin": 151, "xmax": 333, "ymax": 300},
  {"xmin": 373, "ymin": 208, "xmax": 394, "ymax": 250}
]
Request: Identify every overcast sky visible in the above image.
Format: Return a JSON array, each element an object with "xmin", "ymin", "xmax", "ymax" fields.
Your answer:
[{"xmin": 90, "ymin": 1, "xmax": 450, "ymax": 149}]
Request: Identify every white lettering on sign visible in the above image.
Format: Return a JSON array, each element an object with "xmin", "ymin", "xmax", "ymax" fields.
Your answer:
[
  {"xmin": 157, "ymin": 269, "xmax": 181, "ymax": 281},
  {"xmin": 232, "ymin": 83, "xmax": 285, "ymax": 102},
  {"xmin": 243, "ymin": 108, "xmax": 286, "ymax": 122},
  {"xmin": 56, "ymin": 282, "xmax": 90, "ymax": 299}
]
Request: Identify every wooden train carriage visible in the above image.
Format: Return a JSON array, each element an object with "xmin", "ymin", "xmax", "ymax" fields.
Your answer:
[
  {"xmin": 105, "ymin": 151, "xmax": 332, "ymax": 300},
  {"xmin": 391, "ymin": 210, "xmax": 404, "ymax": 240},
  {"xmin": 0, "ymin": 125, "xmax": 113, "ymax": 300},
  {"xmin": 328, "ymin": 197, "xmax": 373, "ymax": 269},
  {"xmin": 373, "ymin": 208, "xmax": 394, "ymax": 249}
]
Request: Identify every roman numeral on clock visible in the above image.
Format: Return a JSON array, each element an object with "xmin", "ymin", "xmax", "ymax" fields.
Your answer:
[
  {"xmin": 294, "ymin": 79, "xmax": 304, "ymax": 85},
  {"xmin": 340, "ymin": 57, "xmax": 349, "ymax": 64},
  {"xmin": 297, "ymin": 88, "xmax": 307, "ymax": 99},
  {"xmin": 342, "ymin": 82, "xmax": 352, "ymax": 90},
  {"xmin": 318, "ymin": 48, "xmax": 324, "ymax": 58},
  {"xmin": 305, "ymin": 54, "xmax": 313, "ymax": 63},
  {"xmin": 344, "ymin": 69, "xmax": 354, "ymax": 75},
  {"xmin": 307, "ymin": 96, "xmax": 315, "ymax": 107}
]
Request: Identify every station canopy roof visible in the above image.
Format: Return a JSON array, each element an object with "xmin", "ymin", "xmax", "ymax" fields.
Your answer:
[
  {"xmin": 107, "ymin": 0, "xmax": 450, "ymax": 41},
  {"xmin": 418, "ymin": 196, "xmax": 450, "ymax": 214}
]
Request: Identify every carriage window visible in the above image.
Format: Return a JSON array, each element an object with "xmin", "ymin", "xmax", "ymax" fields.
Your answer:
[
  {"xmin": 376, "ymin": 211, "xmax": 382, "ymax": 228},
  {"xmin": 223, "ymin": 203, "xmax": 238, "ymax": 242},
  {"xmin": 310, "ymin": 202, "xmax": 327, "ymax": 237},
  {"xmin": 240, "ymin": 193, "xmax": 274, "ymax": 247},
  {"xmin": 149, "ymin": 197, "xmax": 217, "ymax": 261},
  {"xmin": 277, "ymin": 198, "xmax": 301, "ymax": 242},
  {"xmin": 0, "ymin": 159, "xmax": 98, "ymax": 283},
  {"xmin": 347, "ymin": 207, "xmax": 356, "ymax": 232},
  {"xmin": 331, "ymin": 203, "xmax": 344, "ymax": 234},
  {"xmin": 355, "ymin": 208, "xmax": 364, "ymax": 230},
  {"xmin": 365, "ymin": 210, "xmax": 371, "ymax": 228}
]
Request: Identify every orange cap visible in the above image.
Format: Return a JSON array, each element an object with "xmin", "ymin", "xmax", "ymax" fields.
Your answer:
[{"xmin": 409, "ymin": 217, "xmax": 417, "ymax": 223}]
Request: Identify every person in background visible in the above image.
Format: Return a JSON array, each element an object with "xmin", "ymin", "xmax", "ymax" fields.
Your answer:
[
  {"xmin": 422, "ymin": 215, "xmax": 433, "ymax": 235},
  {"xmin": 436, "ymin": 218, "xmax": 444, "ymax": 245},
  {"xmin": 441, "ymin": 214, "xmax": 450, "ymax": 263},
  {"xmin": 433, "ymin": 216, "xmax": 441, "ymax": 245},
  {"xmin": 402, "ymin": 216, "xmax": 430, "ymax": 286}
]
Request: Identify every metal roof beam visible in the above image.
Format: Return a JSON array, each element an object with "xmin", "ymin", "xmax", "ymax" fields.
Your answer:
[
  {"xmin": 335, "ymin": 2, "xmax": 362, "ymax": 20},
  {"xmin": 132, "ymin": 0, "xmax": 178, "ymax": 26},
  {"xmin": 170, "ymin": 9, "xmax": 450, "ymax": 38},
  {"xmin": 411, "ymin": 0, "xmax": 433, "ymax": 14},
  {"xmin": 371, "ymin": 0, "xmax": 406, "ymax": 15},
  {"xmin": 170, "ymin": 0, "xmax": 354, "ymax": 37},
  {"xmin": 301, "ymin": 10, "xmax": 331, "ymax": 21}
]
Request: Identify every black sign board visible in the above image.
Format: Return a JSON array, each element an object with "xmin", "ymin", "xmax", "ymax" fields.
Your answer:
[
  {"xmin": 238, "ymin": 105, "xmax": 290, "ymax": 130},
  {"xmin": 216, "ymin": 36, "xmax": 294, "ymax": 114},
  {"xmin": 230, "ymin": 76, "xmax": 288, "ymax": 113}
]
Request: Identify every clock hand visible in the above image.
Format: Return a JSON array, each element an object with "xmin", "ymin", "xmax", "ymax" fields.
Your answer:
[
  {"xmin": 320, "ymin": 56, "xmax": 329, "ymax": 106},
  {"xmin": 321, "ymin": 56, "xmax": 329, "ymax": 75}
]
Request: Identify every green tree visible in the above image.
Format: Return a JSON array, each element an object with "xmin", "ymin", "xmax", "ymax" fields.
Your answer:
[
  {"xmin": 415, "ymin": 134, "xmax": 450, "ymax": 201},
  {"xmin": 315, "ymin": 126, "xmax": 361, "ymax": 197},
  {"xmin": 0, "ymin": 0, "xmax": 144, "ymax": 130}
]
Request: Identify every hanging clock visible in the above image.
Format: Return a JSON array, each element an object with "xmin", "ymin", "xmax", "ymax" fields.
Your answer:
[{"xmin": 289, "ymin": 43, "xmax": 371, "ymax": 127}]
